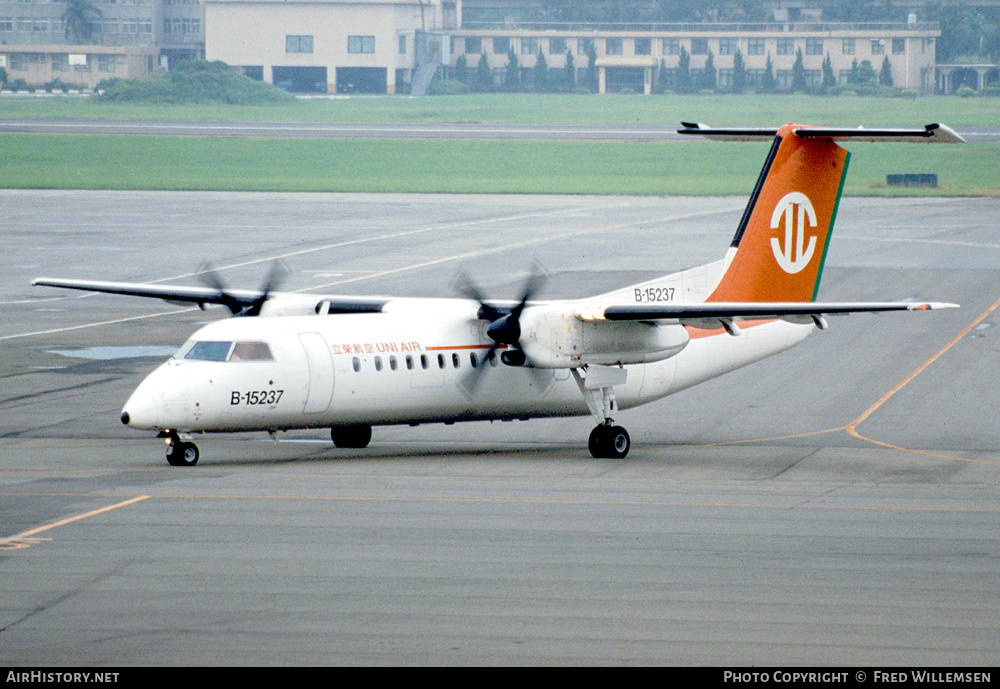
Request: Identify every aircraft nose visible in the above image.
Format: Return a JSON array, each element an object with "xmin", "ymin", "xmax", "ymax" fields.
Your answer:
[{"xmin": 121, "ymin": 391, "xmax": 161, "ymax": 429}]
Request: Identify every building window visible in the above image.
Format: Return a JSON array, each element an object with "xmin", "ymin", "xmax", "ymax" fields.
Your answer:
[
  {"xmin": 893, "ymin": 38, "xmax": 905, "ymax": 54},
  {"xmin": 839, "ymin": 69, "xmax": 852, "ymax": 84},
  {"xmin": 10, "ymin": 53, "xmax": 27, "ymax": 71},
  {"xmin": 606, "ymin": 37, "xmax": 623, "ymax": 55},
  {"xmin": 690, "ymin": 38, "xmax": 707, "ymax": 55},
  {"xmin": 52, "ymin": 53, "xmax": 68, "ymax": 71},
  {"xmin": 718, "ymin": 38, "xmax": 737, "ymax": 55},
  {"xmin": 747, "ymin": 38, "xmax": 764, "ymax": 55},
  {"xmin": 842, "ymin": 39, "xmax": 855, "ymax": 55},
  {"xmin": 871, "ymin": 39, "xmax": 885, "ymax": 55},
  {"xmin": 286, "ymin": 35, "xmax": 313, "ymax": 53},
  {"xmin": 805, "ymin": 70, "xmax": 821, "ymax": 87},
  {"xmin": 634, "ymin": 37, "xmax": 651, "ymax": 56},
  {"xmin": 663, "ymin": 38, "xmax": 680, "ymax": 55},
  {"xmin": 806, "ymin": 38, "xmax": 823, "ymax": 55},
  {"xmin": 776, "ymin": 69, "xmax": 792, "ymax": 89},
  {"xmin": 399, "ymin": 34, "xmax": 406, "ymax": 55},
  {"xmin": 718, "ymin": 68, "xmax": 733, "ymax": 88},
  {"xmin": 777, "ymin": 38, "xmax": 794, "ymax": 55},
  {"xmin": 493, "ymin": 37, "xmax": 509, "ymax": 54},
  {"xmin": 98, "ymin": 54, "xmax": 118, "ymax": 72},
  {"xmin": 464, "ymin": 36, "xmax": 480, "ymax": 54},
  {"xmin": 549, "ymin": 37, "xmax": 565, "ymax": 54},
  {"xmin": 521, "ymin": 37, "xmax": 537, "ymax": 55},
  {"xmin": 348, "ymin": 35, "xmax": 374, "ymax": 54},
  {"xmin": 577, "ymin": 37, "xmax": 593, "ymax": 55},
  {"xmin": 0, "ymin": 17, "xmax": 12, "ymax": 32}
]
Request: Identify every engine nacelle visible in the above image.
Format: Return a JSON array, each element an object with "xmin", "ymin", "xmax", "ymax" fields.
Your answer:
[{"xmin": 518, "ymin": 307, "xmax": 689, "ymax": 368}]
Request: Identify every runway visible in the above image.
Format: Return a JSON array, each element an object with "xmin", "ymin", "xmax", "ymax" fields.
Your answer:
[{"xmin": 1, "ymin": 190, "xmax": 998, "ymax": 665}]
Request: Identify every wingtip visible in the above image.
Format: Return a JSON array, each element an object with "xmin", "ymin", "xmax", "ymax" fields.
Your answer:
[{"xmin": 908, "ymin": 302, "xmax": 960, "ymax": 311}]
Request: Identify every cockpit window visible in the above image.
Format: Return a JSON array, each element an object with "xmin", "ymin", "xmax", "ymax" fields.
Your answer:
[
  {"xmin": 230, "ymin": 342, "xmax": 274, "ymax": 361},
  {"xmin": 184, "ymin": 341, "xmax": 232, "ymax": 361},
  {"xmin": 181, "ymin": 340, "xmax": 274, "ymax": 362}
]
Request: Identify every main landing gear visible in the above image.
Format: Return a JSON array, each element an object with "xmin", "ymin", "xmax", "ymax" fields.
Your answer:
[
  {"xmin": 331, "ymin": 424, "xmax": 372, "ymax": 449},
  {"xmin": 163, "ymin": 432, "xmax": 199, "ymax": 466},
  {"xmin": 589, "ymin": 423, "xmax": 631, "ymax": 459},
  {"xmin": 572, "ymin": 366, "xmax": 632, "ymax": 459}
]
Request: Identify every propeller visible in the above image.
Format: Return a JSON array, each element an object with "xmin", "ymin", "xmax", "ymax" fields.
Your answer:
[
  {"xmin": 456, "ymin": 265, "xmax": 547, "ymax": 392},
  {"xmin": 197, "ymin": 260, "xmax": 287, "ymax": 317}
]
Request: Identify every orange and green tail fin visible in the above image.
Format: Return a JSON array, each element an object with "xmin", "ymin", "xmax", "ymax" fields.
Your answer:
[{"xmin": 707, "ymin": 123, "xmax": 850, "ymax": 303}]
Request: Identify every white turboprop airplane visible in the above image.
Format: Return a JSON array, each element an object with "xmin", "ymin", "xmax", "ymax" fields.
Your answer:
[{"xmin": 33, "ymin": 122, "xmax": 963, "ymax": 466}]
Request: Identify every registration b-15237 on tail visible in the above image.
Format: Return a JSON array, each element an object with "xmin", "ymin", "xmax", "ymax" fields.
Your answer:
[{"xmin": 33, "ymin": 122, "xmax": 962, "ymax": 465}]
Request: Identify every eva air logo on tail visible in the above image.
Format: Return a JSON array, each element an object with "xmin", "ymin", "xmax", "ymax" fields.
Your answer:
[{"xmin": 770, "ymin": 192, "xmax": 818, "ymax": 274}]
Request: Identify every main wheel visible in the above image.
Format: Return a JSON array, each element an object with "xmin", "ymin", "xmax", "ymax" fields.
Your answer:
[
  {"xmin": 331, "ymin": 424, "xmax": 372, "ymax": 449},
  {"xmin": 166, "ymin": 440, "xmax": 199, "ymax": 467},
  {"xmin": 588, "ymin": 425, "xmax": 630, "ymax": 459}
]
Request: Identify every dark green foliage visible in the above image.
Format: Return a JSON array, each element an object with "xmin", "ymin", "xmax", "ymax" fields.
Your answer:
[
  {"xmin": 731, "ymin": 50, "xmax": 746, "ymax": 93},
  {"xmin": 879, "ymin": 56, "xmax": 893, "ymax": 87},
  {"xmin": 792, "ymin": 49, "xmax": 807, "ymax": 92},
  {"xmin": 475, "ymin": 53, "xmax": 493, "ymax": 92},
  {"xmin": 97, "ymin": 60, "xmax": 295, "ymax": 105}
]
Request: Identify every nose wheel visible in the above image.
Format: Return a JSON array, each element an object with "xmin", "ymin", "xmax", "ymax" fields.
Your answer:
[
  {"xmin": 588, "ymin": 424, "xmax": 630, "ymax": 459},
  {"xmin": 165, "ymin": 434, "xmax": 199, "ymax": 466}
]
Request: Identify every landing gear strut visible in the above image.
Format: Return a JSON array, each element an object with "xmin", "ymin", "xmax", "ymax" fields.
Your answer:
[{"xmin": 164, "ymin": 432, "xmax": 199, "ymax": 466}]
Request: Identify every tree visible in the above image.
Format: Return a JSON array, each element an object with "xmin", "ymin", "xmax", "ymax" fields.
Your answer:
[
  {"xmin": 761, "ymin": 53, "xmax": 776, "ymax": 93},
  {"xmin": 731, "ymin": 49, "xmax": 746, "ymax": 93},
  {"xmin": 821, "ymin": 53, "xmax": 836, "ymax": 92},
  {"xmin": 583, "ymin": 40, "xmax": 598, "ymax": 92},
  {"xmin": 792, "ymin": 49, "xmax": 807, "ymax": 92},
  {"xmin": 504, "ymin": 47, "xmax": 520, "ymax": 91},
  {"xmin": 563, "ymin": 48, "xmax": 575, "ymax": 89},
  {"xmin": 879, "ymin": 56, "xmax": 893, "ymax": 87},
  {"xmin": 700, "ymin": 50, "xmax": 716, "ymax": 91},
  {"xmin": 62, "ymin": 0, "xmax": 102, "ymax": 44},
  {"xmin": 849, "ymin": 58, "xmax": 876, "ymax": 84},
  {"xmin": 533, "ymin": 48, "xmax": 548, "ymax": 91},
  {"xmin": 453, "ymin": 54, "xmax": 467, "ymax": 85},
  {"xmin": 474, "ymin": 52, "xmax": 492, "ymax": 92},
  {"xmin": 676, "ymin": 46, "xmax": 692, "ymax": 93}
]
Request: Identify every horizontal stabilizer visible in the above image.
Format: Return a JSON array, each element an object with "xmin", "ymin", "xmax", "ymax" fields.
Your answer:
[{"xmin": 678, "ymin": 122, "xmax": 965, "ymax": 144}]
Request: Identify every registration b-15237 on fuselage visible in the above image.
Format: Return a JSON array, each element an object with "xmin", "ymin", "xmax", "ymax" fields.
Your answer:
[{"xmin": 33, "ymin": 122, "xmax": 963, "ymax": 465}]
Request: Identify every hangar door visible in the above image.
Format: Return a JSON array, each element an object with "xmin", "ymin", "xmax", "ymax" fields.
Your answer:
[
  {"xmin": 336, "ymin": 67, "xmax": 387, "ymax": 94},
  {"xmin": 272, "ymin": 66, "xmax": 328, "ymax": 93}
]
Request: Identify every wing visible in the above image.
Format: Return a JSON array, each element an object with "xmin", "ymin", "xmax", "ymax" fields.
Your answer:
[
  {"xmin": 579, "ymin": 301, "xmax": 959, "ymax": 334},
  {"xmin": 31, "ymin": 278, "xmax": 388, "ymax": 314}
]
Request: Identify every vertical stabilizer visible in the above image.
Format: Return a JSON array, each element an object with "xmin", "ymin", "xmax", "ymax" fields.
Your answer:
[{"xmin": 706, "ymin": 124, "xmax": 850, "ymax": 303}]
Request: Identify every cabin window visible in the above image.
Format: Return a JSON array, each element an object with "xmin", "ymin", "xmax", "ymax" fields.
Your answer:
[
  {"xmin": 230, "ymin": 341, "xmax": 274, "ymax": 361},
  {"xmin": 352, "ymin": 357, "xmax": 361, "ymax": 372},
  {"xmin": 420, "ymin": 354, "xmax": 429, "ymax": 370},
  {"xmin": 470, "ymin": 353, "xmax": 478, "ymax": 368},
  {"xmin": 437, "ymin": 353, "xmax": 446, "ymax": 369},
  {"xmin": 374, "ymin": 356, "xmax": 383, "ymax": 371},
  {"xmin": 184, "ymin": 341, "xmax": 232, "ymax": 361},
  {"xmin": 452, "ymin": 353, "xmax": 460, "ymax": 368},
  {"xmin": 389, "ymin": 355, "xmax": 398, "ymax": 371},
  {"xmin": 406, "ymin": 355, "xmax": 414, "ymax": 370}
]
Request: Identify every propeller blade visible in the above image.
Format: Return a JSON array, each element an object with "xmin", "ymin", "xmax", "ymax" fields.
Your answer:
[{"xmin": 195, "ymin": 260, "xmax": 287, "ymax": 317}]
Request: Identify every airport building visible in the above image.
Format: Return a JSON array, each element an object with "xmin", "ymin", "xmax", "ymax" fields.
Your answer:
[
  {"xmin": 0, "ymin": 0, "xmax": 203, "ymax": 87},
  {"xmin": 0, "ymin": 0, "xmax": 949, "ymax": 95},
  {"xmin": 200, "ymin": 0, "xmax": 939, "ymax": 94}
]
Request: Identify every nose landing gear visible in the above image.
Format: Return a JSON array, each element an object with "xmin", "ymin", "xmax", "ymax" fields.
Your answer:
[{"xmin": 163, "ymin": 432, "xmax": 199, "ymax": 466}]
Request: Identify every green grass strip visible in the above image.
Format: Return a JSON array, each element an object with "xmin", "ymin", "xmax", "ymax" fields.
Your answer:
[{"xmin": 2, "ymin": 134, "xmax": 996, "ymax": 196}]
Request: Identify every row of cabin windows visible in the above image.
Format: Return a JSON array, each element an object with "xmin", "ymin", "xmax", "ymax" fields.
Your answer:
[{"xmin": 351, "ymin": 351, "xmax": 499, "ymax": 373}]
